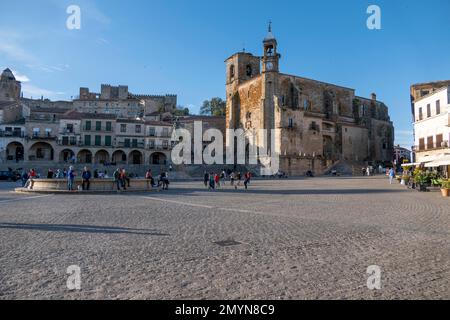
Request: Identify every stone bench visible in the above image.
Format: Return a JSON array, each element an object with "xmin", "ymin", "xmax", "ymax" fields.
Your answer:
[{"xmin": 16, "ymin": 178, "xmax": 156, "ymax": 193}]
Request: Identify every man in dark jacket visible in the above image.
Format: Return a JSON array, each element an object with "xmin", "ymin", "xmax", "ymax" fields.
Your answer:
[{"xmin": 81, "ymin": 167, "xmax": 92, "ymax": 191}]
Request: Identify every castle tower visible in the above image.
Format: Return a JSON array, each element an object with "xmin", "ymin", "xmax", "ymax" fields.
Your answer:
[{"xmin": 0, "ymin": 68, "xmax": 21, "ymax": 101}]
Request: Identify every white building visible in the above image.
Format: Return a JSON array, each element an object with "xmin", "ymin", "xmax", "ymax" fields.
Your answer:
[{"xmin": 413, "ymin": 86, "xmax": 450, "ymax": 175}]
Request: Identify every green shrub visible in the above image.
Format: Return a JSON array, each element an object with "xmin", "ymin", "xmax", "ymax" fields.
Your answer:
[{"xmin": 441, "ymin": 180, "xmax": 450, "ymax": 189}]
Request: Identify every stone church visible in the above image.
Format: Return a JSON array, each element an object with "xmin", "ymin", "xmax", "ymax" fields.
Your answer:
[{"xmin": 225, "ymin": 26, "xmax": 394, "ymax": 175}]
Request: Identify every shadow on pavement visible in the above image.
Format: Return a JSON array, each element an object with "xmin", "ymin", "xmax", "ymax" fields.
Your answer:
[
  {"xmin": 0, "ymin": 223, "xmax": 169, "ymax": 236},
  {"xmin": 152, "ymin": 187, "xmax": 405, "ymax": 196}
]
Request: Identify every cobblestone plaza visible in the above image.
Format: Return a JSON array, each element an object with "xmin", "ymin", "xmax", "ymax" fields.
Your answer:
[{"xmin": 0, "ymin": 177, "xmax": 449, "ymax": 299}]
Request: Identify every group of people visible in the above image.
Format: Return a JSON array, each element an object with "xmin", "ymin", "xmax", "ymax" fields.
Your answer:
[
  {"xmin": 203, "ymin": 170, "xmax": 252, "ymax": 190},
  {"xmin": 19, "ymin": 166, "xmax": 171, "ymax": 192}
]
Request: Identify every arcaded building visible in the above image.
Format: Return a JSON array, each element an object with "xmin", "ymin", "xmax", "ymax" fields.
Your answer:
[{"xmin": 225, "ymin": 27, "xmax": 394, "ymax": 175}]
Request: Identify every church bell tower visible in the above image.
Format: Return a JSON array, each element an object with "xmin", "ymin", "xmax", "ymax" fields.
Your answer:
[{"xmin": 262, "ymin": 22, "xmax": 280, "ymax": 73}]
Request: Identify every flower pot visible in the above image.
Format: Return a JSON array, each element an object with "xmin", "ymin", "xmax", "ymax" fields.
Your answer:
[
  {"xmin": 418, "ymin": 184, "xmax": 428, "ymax": 192},
  {"xmin": 441, "ymin": 188, "xmax": 450, "ymax": 197}
]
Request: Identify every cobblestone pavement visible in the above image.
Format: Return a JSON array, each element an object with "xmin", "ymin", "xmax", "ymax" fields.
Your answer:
[{"xmin": 0, "ymin": 177, "xmax": 449, "ymax": 300}]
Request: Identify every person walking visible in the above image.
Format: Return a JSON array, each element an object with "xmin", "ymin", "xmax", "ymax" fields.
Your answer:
[
  {"xmin": 203, "ymin": 171, "xmax": 209, "ymax": 188},
  {"xmin": 208, "ymin": 172, "xmax": 215, "ymax": 191},
  {"xmin": 119, "ymin": 169, "xmax": 127, "ymax": 190},
  {"xmin": 122, "ymin": 169, "xmax": 130, "ymax": 188},
  {"xmin": 146, "ymin": 169, "xmax": 154, "ymax": 188},
  {"xmin": 214, "ymin": 173, "xmax": 220, "ymax": 189},
  {"xmin": 47, "ymin": 168, "xmax": 54, "ymax": 179},
  {"xmin": 237, "ymin": 172, "xmax": 242, "ymax": 187},
  {"xmin": 244, "ymin": 172, "xmax": 251, "ymax": 190},
  {"xmin": 21, "ymin": 170, "xmax": 28, "ymax": 187},
  {"xmin": 113, "ymin": 168, "xmax": 122, "ymax": 191},
  {"xmin": 366, "ymin": 167, "xmax": 371, "ymax": 177},
  {"xmin": 389, "ymin": 167, "xmax": 396, "ymax": 185},
  {"xmin": 230, "ymin": 172, "xmax": 235, "ymax": 189},
  {"xmin": 81, "ymin": 166, "xmax": 92, "ymax": 191},
  {"xmin": 67, "ymin": 166, "xmax": 75, "ymax": 191}
]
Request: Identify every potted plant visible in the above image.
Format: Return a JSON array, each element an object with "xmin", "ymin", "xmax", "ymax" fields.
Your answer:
[
  {"xmin": 413, "ymin": 169, "xmax": 428, "ymax": 192},
  {"xmin": 401, "ymin": 175, "xmax": 410, "ymax": 186},
  {"xmin": 441, "ymin": 180, "xmax": 450, "ymax": 197}
]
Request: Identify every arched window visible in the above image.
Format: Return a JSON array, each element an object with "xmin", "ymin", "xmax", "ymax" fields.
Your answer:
[
  {"xmin": 246, "ymin": 65, "xmax": 252, "ymax": 77},
  {"xmin": 230, "ymin": 65, "xmax": 235, "ymax": 79}
]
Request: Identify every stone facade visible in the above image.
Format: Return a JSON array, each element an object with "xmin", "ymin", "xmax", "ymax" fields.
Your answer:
[
  {"xmin": 0, "ymin": 70, "xmax": 174, "ymax": 168},
  {"xmin": 225, "ymin": 28, "xmax": 394, "ymax": 175},
  {"xmin": 412, "ymin": 85, "xmax": 450, "ymax": 176},
  {"xmin": 74, "ymin": 84, "xmax": 177, "ymax": 118}
]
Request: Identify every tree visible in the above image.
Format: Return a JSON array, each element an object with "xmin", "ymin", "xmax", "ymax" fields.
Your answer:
[
  {"xmin": 200, "ymin": 97, "xmax": 226, "ymax": 116},
  {"xmin": 173, "ymin": 106, "xmax": 190, "ymax": 116}
]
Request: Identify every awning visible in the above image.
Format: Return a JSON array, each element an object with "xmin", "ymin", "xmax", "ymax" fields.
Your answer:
[
  {"xmin": 424, "ymin": 157, "xmax": 450, "ymax": 168},
  {"xmin": 401, "ymin": 163, "xmax": 421, "ymax": 167}
]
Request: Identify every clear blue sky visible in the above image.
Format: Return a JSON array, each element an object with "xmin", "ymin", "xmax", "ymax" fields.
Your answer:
[{"xmin": 1, "ymin": 0, "xmax": 449, "ymax": 148}]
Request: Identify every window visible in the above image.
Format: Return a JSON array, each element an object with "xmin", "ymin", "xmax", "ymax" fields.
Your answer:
[
  {"xmin": 436, "ymin": 134, "xmax": 443, "ymax": 148},
  {"xmin": 95, "ymin": 121, "xmax": 102, "ymax": 131},
  {"xmin": 230, "ymin": 65, "xmax": 235, "ymax": 79},
  {"xmin": 70, "ymin": 136, "xmax": 77, "ymax": 145},
  {"xmin": 149, "ymin": 127, "xmax": 156, "ymax": 136},
  {"xmin": 85, "ymin": 121, "xmax": 91, "ymax": 131},
  {"xmin": 132, "ymin": 139, "xmax": 138, "ymax": 148},
  {"xmin": 62, "ymin": 136, "xmax": 69, "ymax": 146},
  {"xmin": 427, "ymin": 136, "xmax": 433, "ymax": 149},
  {"xmin": 246, "ymin": 65, "xmax": 252, "ymax": 77},
  {"xmin": 106, "ymin": 121, "xmax": 112, "ymax": 132},
  {"xmin": 427, "ymin": 104, "xmax": 431, "ymax": 118},
  {"xmin": 162, "ymin": 128, "xmax": 169, "ymax": 137},
  {"xmin": 310, "ymin": 121, "xmax": 320, "ymax": 131},
  {"xmin": 33, "ymin": 128, "xmax": 40, "ymax": 137},
  {"xmin": 95, "ymin": 135, "xmax": 101, "ymax": 146},
  {"xmin": 120, "ymin": 124, "xmax": 127, "ymax": 133},
  {"xmin": 436, "ymin": 100, "xmax": 441, "ymax": 115},
  {"xmin": 418, "ymin": 108, "xmax": 423, "ymax": 121},
  {"xmin": 148, "ymin": 140, "xmax": 155, "ymax": 149},
  {"xmin": 66, "ymin": 124, "xmax": 74, "ymax": 133},
  {"xmin": 304, "ymin": 100, "xmax": 310, "ymax": 111},
  {"xmin": 419, "ymin": 138, "xmax": 425, "ymax": 151},
  {"xmin": 135, "ymin": 125, "xmax": 141, "ymax": 134},
  {"xmin": 288, "ymin": 118, "xmax": 293, "ymax": 128},
  {"xmin": 105, "ymin": 136, "xmax": 112, "ymax": 147},
  {"xmin": 84, "ymin": 135, "xmax": 91, "ymax": 146},
  {"xmin": 163, "ymin": 140, "xmax": 169, "ymax": 149},
  {"xmin": 124, "ymin": 139, "xmax": 130, "ymax": 148}
]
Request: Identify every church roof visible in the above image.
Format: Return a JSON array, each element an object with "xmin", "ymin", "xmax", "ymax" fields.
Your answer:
[{"xmin": 264, "ymin": 22, "xmax": 276, "ymax": 42}]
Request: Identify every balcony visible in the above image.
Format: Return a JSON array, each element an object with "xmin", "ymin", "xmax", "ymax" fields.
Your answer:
[
  {"xmin": 415, "ymin": 141, "xmax": 449, "ymax": 152},
  {"xmin": 149, "ymin": 132, "xmax": 171, "ymax": 138},
  {"xmin": 148, "ymin": 144, "xmax": 170, "ymax": 150},
  {"xmin": 60, "ymin": 128, "xmax": 80, "ymax": 135},
  {"xmin": 0, "ymin": 131, "xmax": 25, "ymax": 138},
  {"xmin": 29, "ymin": 133, "xmax": 57, "ymax": 140},
  {"xmin": 83, "ymin": 126, "xmax": 113, "ymax": 132},
  {"xmin": 117, "ymin": 141, "xmax": 145, "ymax": 149}
]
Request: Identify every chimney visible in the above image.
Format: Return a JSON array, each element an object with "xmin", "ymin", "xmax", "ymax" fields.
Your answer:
[{"xmin": 371, "ymin": 93, "xmax": 377, "ymax": 101}]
